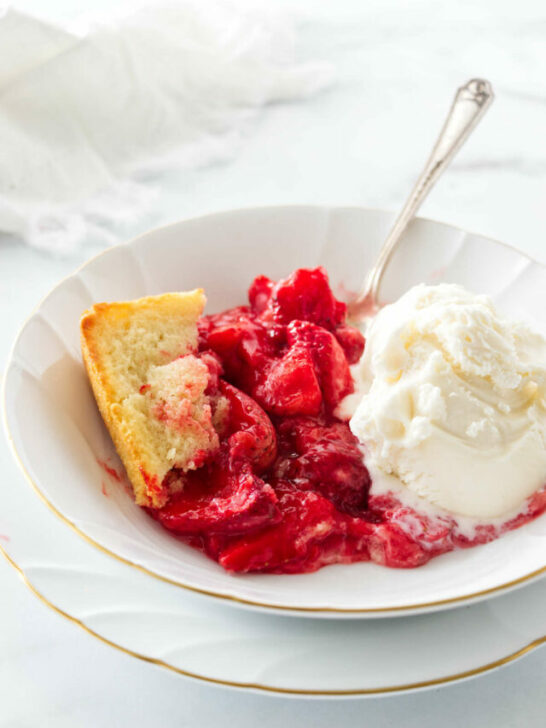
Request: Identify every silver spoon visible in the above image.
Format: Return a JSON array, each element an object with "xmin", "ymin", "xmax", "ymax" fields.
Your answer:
[{"xmin": 348, "ymin": 78, "xmax": 494, "ymax": 322}]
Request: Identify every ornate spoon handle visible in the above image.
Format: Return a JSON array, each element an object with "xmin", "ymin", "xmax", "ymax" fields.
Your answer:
[{"xmin": 350, "ymin": 78, "xmax": 494, "ymax": 319}]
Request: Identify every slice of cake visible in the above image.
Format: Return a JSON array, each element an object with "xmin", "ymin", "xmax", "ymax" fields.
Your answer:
[{"xmin": 81, "ymin": 291, "xmax": 225, "ymax": 508}]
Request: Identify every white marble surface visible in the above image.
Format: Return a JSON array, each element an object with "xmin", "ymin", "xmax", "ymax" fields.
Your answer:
[{"xmin": 1, "ymin": 0, "xmax": 545, "ymax": 725}]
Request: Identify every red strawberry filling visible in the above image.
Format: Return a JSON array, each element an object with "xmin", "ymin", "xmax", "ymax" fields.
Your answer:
[{"xmin": 148, "ymin": 267, "xmax": 546, "ymax": 573}]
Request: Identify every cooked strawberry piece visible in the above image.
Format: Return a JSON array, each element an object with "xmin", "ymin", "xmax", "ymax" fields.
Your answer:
[
  {"xmin": 361, "ymin": 523, "xmax": 434, "ymax": 569},
  {"xmin": 236, "ymin": 328, "xmax": 273, "ymax": 373},
  {"xmin": 274, "ymin": 416, "xmax": 370, "ymax": 512},
  {"xmin": 286, "ymin": 321, "xmax": 353, "ymax": 409},
  {"xmin": 334, "ymin": 325, "xmax": 365, "ymax": 365},
  {"xmin": 254, "ymin": 344, "xmax": 322, "ymax": 416},
  {"xmin": 220, "ymin": 380, "xmax": 277, "ymax": 471},
  {"xmin": 202, "ymin": 326, "xmax": 243, "ymax": 371},
  {"xmin": 201, "ymin": 310, "xmax": 272, "ymax": 392},
  {"xmin": 215, "ymin": 484, "xmax": 352, "ymax": 573},
  {"xmin": 248, "ymin": 274, "xmax": 274, "ymax": 314},
  {"xmin": 259, "ymin": 267, "xmax": 346, "ymax": 330},
  {"xmin": 157, "ymin": 461, "xmax": 279, "ymax": 536},
  {"xmin": 203, "ymin": 310, "xmax": 253, "ymax": 360}
]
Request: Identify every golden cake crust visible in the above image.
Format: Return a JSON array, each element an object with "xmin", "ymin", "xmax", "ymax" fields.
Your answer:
[{"xmin": 81, "ymin": 290, "xmax": 211, "ymax": 508}]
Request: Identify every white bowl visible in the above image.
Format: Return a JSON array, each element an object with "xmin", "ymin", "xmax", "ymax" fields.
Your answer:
[{"xmin": 4, "ymin": 206, "xmax": 546, "ymax": 617}]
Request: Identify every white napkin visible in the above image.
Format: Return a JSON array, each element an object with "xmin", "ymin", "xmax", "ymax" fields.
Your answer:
[{"xmin": 0, "ymin": 2, "xmax": 333, "ymax": 253}]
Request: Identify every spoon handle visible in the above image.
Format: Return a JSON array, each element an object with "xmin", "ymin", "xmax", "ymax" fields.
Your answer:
[{"xmin": 355, "ymin": 78, "xmax": 494, "ymax": 312}]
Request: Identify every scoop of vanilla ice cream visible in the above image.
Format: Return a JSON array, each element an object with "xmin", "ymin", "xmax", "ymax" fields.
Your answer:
[{"xmin": 349, "ymin": 284, "xmax": 546, "ymax": 519}]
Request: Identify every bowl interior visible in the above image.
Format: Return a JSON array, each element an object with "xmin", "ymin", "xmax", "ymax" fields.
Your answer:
[{"xmin": 4, "ymin": 206, "xmax": 546, "ymax": 615}]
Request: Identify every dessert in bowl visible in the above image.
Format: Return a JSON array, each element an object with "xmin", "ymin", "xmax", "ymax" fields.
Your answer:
[
  {"xmin": 4, "ymin": 206, "xmax": 546, "ymax": 615},
  {"xmin": 81, "ymin": 267, "xmax": 546, "ymax": 574}
]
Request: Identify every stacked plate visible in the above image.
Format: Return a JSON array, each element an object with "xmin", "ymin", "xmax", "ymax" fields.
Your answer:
[{"xmin": 3, "ymin": 207, "xmax": 545, "ymax": 697}]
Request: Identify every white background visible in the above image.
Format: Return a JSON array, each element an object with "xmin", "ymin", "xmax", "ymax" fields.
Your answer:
[{"xmin": 1, "ymin": 0, "xmax": 545, "ymax": 725}]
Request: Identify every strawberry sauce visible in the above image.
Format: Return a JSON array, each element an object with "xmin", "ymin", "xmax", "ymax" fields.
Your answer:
[{"xmin": 148, "ymin": 268, "xmax": 546, "ymax": 573}]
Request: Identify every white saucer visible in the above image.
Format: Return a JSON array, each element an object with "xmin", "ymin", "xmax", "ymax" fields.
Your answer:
[
  {"xmin": 0, "ymin": 432, "xmax": 544, "ymax": 697},
  {"xmin": 3, "ymin": 206, "xmax": 546, "ymax": 616}
]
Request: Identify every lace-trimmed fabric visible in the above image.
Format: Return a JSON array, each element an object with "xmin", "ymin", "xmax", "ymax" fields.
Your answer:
[{"xmin": 0, "ymin": 3, "xmax": 333, "ymax": 254}]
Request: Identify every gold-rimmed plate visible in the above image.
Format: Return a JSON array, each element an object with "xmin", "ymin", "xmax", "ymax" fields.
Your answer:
[{"xmin": 3, "ymin": 206, "xmax": 546, "ymax": 617}]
